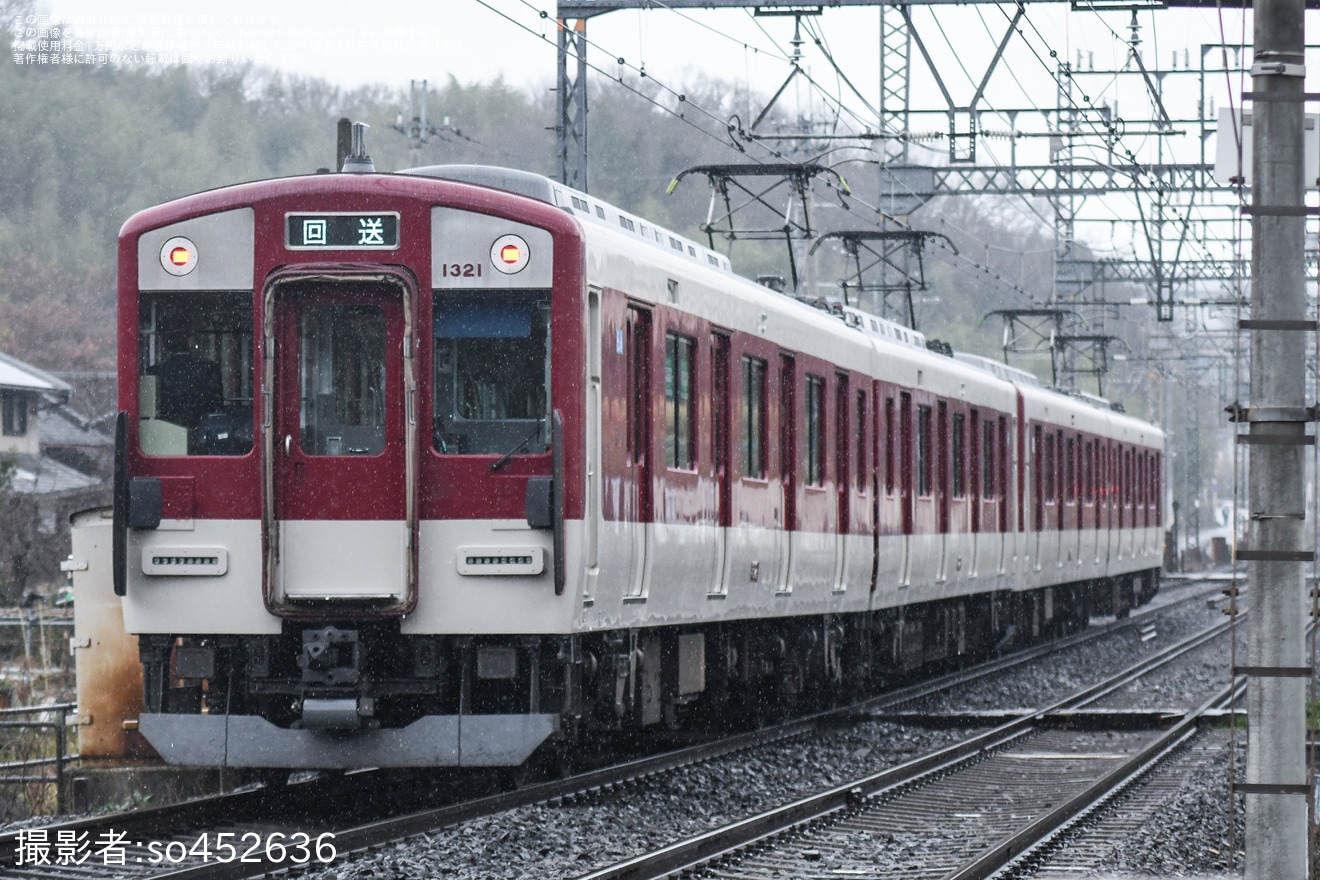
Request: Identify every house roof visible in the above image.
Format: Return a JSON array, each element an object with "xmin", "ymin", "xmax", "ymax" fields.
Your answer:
[
  {"xmin": 0, "ymin": 352, "xmax": 73, "ymax": 397},
  {"xmin": 40, "ymin": 405, "xmax": 113, "ymax": 450},
  {"xmin": 5, "ymin": 454, "xmax": 102, "ymax": 495}
]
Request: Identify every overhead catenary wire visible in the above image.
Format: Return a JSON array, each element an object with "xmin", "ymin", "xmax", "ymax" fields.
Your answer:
[
  {"xmin": 472, "ymin": 0, "xmax": 1254, "ymax": 325},
  {"xmin": 478, "ymin": 0, "xmax": 1045, "ymax": 301}
]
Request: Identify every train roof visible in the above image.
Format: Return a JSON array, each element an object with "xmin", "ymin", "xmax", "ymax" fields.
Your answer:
[
  {"xmin": 402, "ymin": 164, "xmax": 734, "ymax": 276},
  {"xmin": 952, "ymin": 352, "xmax": 1041, "ymax": 388},
  {"xmin": 402, "ymin": 165, "xmax": 1153, "ymax": 431},
  {"xmin": 133, "ymin": 162, "xmax": 1154, "ymax": 438}
]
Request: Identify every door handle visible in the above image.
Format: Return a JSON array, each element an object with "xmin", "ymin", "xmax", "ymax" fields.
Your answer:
[{"xmin": 284, "ymin": 434, "xmax": 292, "ymax": 457}]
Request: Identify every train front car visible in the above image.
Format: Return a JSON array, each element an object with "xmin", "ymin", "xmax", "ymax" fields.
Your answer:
[{"xmin": 115, "ymin": 170, "xmax": 585, "ymax": 768}]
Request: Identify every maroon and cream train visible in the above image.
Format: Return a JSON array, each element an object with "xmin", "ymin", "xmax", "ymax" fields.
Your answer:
[{"xmin": 112, "ymin": 162, "xmax": 1164, "ymax": 769}]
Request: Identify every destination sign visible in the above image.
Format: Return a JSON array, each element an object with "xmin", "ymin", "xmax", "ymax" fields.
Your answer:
[{"xmin": 285, "ymin": 213, "xmax": 400, "ymax": 250}]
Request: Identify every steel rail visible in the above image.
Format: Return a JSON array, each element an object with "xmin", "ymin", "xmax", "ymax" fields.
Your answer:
[
  {"xmin": 571, "ymin": 613, "xmax": 1239, "ymax": 880},
  {"xmin": 945, "ymin": 683, "xmax": 1241, "ymax": 880}
]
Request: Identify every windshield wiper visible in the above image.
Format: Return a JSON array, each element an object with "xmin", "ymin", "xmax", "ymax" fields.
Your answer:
[{"xmin": 489, "ymin": 427, "xmax": 541, "ymax": 472}]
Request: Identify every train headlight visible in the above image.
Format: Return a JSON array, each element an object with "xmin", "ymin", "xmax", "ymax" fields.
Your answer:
[
  {"xmin": 159, "ymin": 236, "xmax": 198, "ymax": 276},
  {"xmin": 490, "ymin": 234, "xmax": 530, "ymax": 275}
]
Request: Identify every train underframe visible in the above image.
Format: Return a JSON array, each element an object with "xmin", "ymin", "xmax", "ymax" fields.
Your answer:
[{"xmin": 137, "ymin": 569, "xmax": 1159, "ymax": 769}]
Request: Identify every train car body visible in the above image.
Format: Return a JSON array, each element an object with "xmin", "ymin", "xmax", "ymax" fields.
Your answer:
[{"xmin": 112, "ymin": 164, "xmax": 1164, "ymax": 769}]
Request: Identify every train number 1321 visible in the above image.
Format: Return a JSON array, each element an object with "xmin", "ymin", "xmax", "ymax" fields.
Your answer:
[{"xmin": 441, "ymin": 263, "xmax": 483, "ymax": 278}]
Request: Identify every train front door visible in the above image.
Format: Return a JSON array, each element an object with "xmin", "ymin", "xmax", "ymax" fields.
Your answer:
[{"xmin": 263, "ymin": 275, "xmax": 417, "ymax": 607}]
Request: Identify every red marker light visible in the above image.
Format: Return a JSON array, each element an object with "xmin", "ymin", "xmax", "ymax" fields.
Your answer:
[
  {"xmin": 160, "ymin": 236, "xmax": 198, "ymax": 276},
  {"xmin": 490, "ymin": 234, "xmax": 530, "ymax": 275}
]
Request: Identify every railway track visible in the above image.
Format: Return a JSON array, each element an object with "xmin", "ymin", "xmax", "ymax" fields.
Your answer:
[
  {"xmin": 0, "ymin": 578, "xmax": 1226, "ymax": 879},
  {"xmin": 573, "ymin": 614, "xmax": 1239, "ymax": 880}
]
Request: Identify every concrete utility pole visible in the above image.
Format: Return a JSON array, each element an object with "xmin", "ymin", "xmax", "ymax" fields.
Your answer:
[{"xmin": 1241, "ymin": 0, "xmax": 1310, "ymax": 870}]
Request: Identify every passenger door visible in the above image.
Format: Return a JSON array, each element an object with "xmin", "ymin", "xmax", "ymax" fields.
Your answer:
[
  {"xmin": 263, "ymin": 276, "xmax": 416, "ymax": 607},
  {"xmin": 624, "ymin": 305, "xmax": 653, "ymax": 598}
]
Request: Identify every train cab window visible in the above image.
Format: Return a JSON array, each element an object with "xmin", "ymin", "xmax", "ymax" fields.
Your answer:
[
  {"xmin": 433, "ymin": 292, "xmax": 550, "ymax": 456},
  {"xmin": 741, "ymin": 355, "xmax": 767, "ymax": 479},
  {"xmin": 137, "ymin": 291, "xmax": 253, "ymax": 457},
  {"xmin": 665, "ymin": 332, "xmax": 696, "ymax": 470}
]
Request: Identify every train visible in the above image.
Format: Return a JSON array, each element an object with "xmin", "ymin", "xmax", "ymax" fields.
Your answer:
[{"xmin": 110, "ymin": 142, "xmax": 1164, "ymax": 770}]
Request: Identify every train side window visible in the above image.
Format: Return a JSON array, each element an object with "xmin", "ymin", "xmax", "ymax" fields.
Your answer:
[
  {"xmin": 741, "ymin": 355, "xmax": 767, "ymax": 479},
  {"xmin": 138, "ymin": 290, "xmax": 253, "ymax": 457},
  {"xmin": 916, "ymin": 404, "xmax": 932, "ymax": 497},
  {"xmin": 664, "ymin": 332, "xmax": 696, "ymax": 470},
  {"xmin": 1137, "ymin": 451, "xmax": 1146, "ymax": 508},
  {"xmin": 1082, "ymin": 440, "xmax": 1093, "ymax": 504},
  {"xmin": 969, "ymin": 410, "xmax": 980, "ymax": 506},
  {"xmin": 1043, "ymin": 432, "xmax": 1056, "ymax": 503},
  {"xmin": 998, "ymin": 416, "xmax": 1010, "ymax": 531},
  {"xmin": 1154, "ymin": 453, "xmax": 1162, "ymax": 523},
  {"xmin": 1124, "ymin": 448, "xmax": 1132, "ymax": 506},
  {"xmin": 835, "ymin": 376, "xmax": 850, "ymax": 528},
  {"xmin": 1032, "ymin": 425, "xmax": 1044, "ymax": 530},
  {"xmin": 951, "ymin": 412, "xmax": 965, "ymax": 498},
  {"xmin": 855, "ymin": 389, "xmax": 867, "ymax": 493},
  {"xmin": 981, "ymin": 419, "xmax": 995, "ymax": 499},
  {"xmin": 433, "ymin": 292, "xmax": 550, "ymax": 456},
  {"xmin": 884, "ymin": 397, "xmax": 896, "ymax": 495},
  {"xmin": 805, "ymin": 374, "xmax": 825, "ymax": 486},
  {"xmin": 1065, "ymin": 436, "xmax": 1076, "ymax": 503}
]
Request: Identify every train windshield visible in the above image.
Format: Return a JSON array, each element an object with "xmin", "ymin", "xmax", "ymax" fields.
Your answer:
[
  {"xmin": 433, "ymin": 292, "xmax": 550, "ymax": 456},
  {"xmin": 137, "ymin": 290, "xmax": 254, "ymax": 457}
]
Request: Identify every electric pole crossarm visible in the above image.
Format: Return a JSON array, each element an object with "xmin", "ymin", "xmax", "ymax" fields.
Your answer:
[
  {"xmin": 812, "ymin": 230, "xmax": 953, "ymax": 308},
  {"xmin": 668, "ymin": 163, "xmax": 849, "ymax": 291},
  {"xmin": 666, "ymin": 163, "xmax": 851, "ymax": 239},
  {"xmin": 809, "ymin": 229, "xmax": 958, "ymax": 255},
  {"xmin": 917, "ymin": 164, "xmax": 1221, "ymax": 196}
]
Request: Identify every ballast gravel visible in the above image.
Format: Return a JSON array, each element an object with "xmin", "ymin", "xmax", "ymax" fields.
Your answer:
[
  {"xmin": 306, "ymin": 721, "xmax": 972, "ymax": 879},
  {"xmin": 308, "ymin": 583, "xmax": 1257, "ymax": 880}
]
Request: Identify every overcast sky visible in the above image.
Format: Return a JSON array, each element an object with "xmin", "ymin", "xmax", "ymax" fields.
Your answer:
[
  {"xmin": 26, "ymin": 0, "xmax": 881, "ymax": 91},
  {"xmin": 22, "ymin": 0, "xmax": 1257, "ymax": 101},
  {"xmin": 21, "ymin": 1, "xmax": 1263, "ymax": 168},
  {"xmin": 17, "ymin": 0, "xmax": 1268, "ymax": 239}
]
